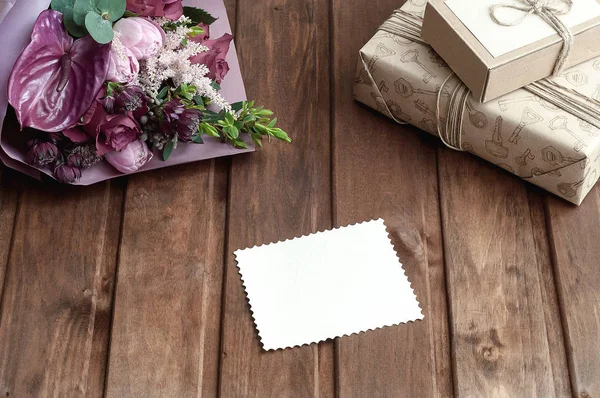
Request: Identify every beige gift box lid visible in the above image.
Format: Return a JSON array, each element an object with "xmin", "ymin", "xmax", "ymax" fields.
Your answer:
[{"xmin": 421, "ymin": 0, "xmax": 600, "ymax": 102}]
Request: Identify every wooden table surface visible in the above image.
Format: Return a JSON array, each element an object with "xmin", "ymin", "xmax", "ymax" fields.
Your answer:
[{"xmin": 1, "ymin": 0, "xmax": 599, "ymax": 396}]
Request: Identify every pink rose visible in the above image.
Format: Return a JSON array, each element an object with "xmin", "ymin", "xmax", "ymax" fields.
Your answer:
[
  {"xmin": 82, "ymin": 97, "xmax": 141, "ymax": 155},
  {"xmin": 125, "ymin": 0, "xmax": 182, "ymax": 20},
  {"xmin": 98, "ymin": 114, "xmax": 141, "ymax": 154},
  {"xmin": 113, "ymin": 17, "xmax": 165, "ymax": 61},
  {"xmin": 106, "ymin": 45, "xmax": 139, "ymax": 83},
  {"xmin": 105, "ymin": 139, "xmax": 153, "ymax": 173},
  {"xmin": 190, "ymin": 33, "xmax": 233, "ymax": 84}
]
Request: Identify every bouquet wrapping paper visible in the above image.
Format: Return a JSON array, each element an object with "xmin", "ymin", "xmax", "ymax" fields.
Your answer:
[
  {"xmin": 354, "ymin": 0, "xmax": 600, "ymax": 205},
  {"xmin": 0, "ymin": 0, "xmax": 251, "ymax": 185}
]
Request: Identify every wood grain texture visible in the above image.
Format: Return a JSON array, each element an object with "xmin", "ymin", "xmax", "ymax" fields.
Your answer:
[
  {"xmin": 105, "ymin": 161, "xmax": 229, "ymax": 397},
  {"xmin": 0, "ymin": 168, "xmax": 19, "ymax": 301},
  {"xmin": 546, "ymin": 186, "xmax": 600, "ymax": 397},
  {"xmin": 438, "ymin": 151, "xmax": 571, "ymax": 397},
  {"xmin": 0, "ymin": 179, "xmax": 123, "ymax": 397},
  {"xmin": 218, "ymin": 0, "xmax": 334, "ymax": 396},
  {"xmin": 331, "ymin": 1, "xmax": 452, "ymax": 396}
]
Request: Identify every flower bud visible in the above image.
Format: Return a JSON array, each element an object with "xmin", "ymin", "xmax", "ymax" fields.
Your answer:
[
  {"xmin": 26, "ymin": 141, "xmax": 59, "ymax": 167},
  {"xmin": 105, "ymin": 139, "xmax": 153, "ymax": 174},
  {"xmin": 66, "ymin": 154, "xmax": 85, "ymax": 168},
  {"xmin": 54, "ymin": 164, "xmax": 82, "ymax": 183}
]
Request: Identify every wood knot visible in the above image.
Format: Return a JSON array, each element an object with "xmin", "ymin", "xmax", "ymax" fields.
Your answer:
[{"xmin": 480, "ymin": 345, "xmax": 500, "ymax": 362}]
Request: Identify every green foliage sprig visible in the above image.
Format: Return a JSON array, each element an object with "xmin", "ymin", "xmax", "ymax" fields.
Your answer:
[
  {"xmin": 51, "ymin": 0, "xmax": 126, "ymax": 43},
  {"xmin": 202, "ymin": 101, "xmax": 291, "ymax": 149},
  {"xmin": 151, "ymin": 84, "xmax": 290, "ymax": 159}
]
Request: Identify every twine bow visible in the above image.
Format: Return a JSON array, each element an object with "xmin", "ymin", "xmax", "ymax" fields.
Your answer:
[{"xmin": 490, "ymin": 0, "xmax": 573, "ymax": 75}]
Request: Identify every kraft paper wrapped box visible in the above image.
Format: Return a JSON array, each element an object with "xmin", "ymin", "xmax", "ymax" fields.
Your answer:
[{"xmin": 353, "ymin": 0, "xmax": 600, "ymax": 205}]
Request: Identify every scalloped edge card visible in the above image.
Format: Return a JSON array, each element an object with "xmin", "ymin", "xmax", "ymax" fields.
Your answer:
[{"xmin": 234, "ymin": 219, "xmax": 424, "ymax": 351}]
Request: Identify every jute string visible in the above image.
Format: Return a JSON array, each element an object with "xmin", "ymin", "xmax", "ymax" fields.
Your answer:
[
  {"xmin": 490, "ymin": 0, "xmax": 573, "ymax": 76},
  {"xmin": 372, "ymin": 8, "xmax": 600, "ymax": 151}
]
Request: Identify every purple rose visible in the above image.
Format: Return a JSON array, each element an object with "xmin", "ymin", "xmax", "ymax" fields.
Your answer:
[
  {"xmin": 105, "ymin": 139, "xmax": 153, "ymax": 173},
  {"xmin": 106, "ymin": 45, "xmax": 139, "ymax": 84},
  {"xmin": 114, "ymin": 17, "xmax": 166, "ymax": 60},
  {"xmin": 54, "ymin": 164, "xmax": 82, "ymax": 183},
  {"xmin": 100, "ymin": 114, "xmax": 141, "ymax": 154},
  {"xmin": 190, "ymin": 34, "xmax": 233, "ymax": 84},
  {"xmin": 126, "ymin": 0, "xmax": 183, "ymax": 20},
  {"xmin": 161, "ymin": 100, "xmax": 202, "ymax": 142},
  {"xmin": 82, "ymin": 97, "xmax": 141, "ymax": 155}
]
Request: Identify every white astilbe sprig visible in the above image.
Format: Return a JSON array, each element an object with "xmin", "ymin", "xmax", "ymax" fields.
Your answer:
[{"xmin": 137, "ymin": 19, "xmax": 231, "ymax": 112}]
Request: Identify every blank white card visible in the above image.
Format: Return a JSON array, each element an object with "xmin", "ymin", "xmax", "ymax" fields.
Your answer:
[{"xmin": 234, "ymin": 219, "xmax": 423, "ymax": 351}]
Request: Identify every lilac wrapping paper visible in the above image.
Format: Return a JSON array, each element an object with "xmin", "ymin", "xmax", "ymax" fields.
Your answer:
[{"xmin": 0, "ymin": 0, "xmax": 251, "ymax": 185}]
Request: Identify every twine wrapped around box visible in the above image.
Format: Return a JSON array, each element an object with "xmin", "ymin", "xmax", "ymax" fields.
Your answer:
[{"xmin": 354, "ymin": 0, "xmax": 600, "ymax": 205}]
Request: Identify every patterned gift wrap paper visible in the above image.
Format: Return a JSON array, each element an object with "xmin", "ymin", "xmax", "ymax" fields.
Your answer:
[{"xmin": 353, "ymin": 0, "xmax": 600, "ymax": 205}]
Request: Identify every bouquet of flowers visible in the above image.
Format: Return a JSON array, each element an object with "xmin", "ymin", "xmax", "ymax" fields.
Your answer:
[{"xmin": 2, "ymin": 0, "xmax": 289, "ymax": 183}]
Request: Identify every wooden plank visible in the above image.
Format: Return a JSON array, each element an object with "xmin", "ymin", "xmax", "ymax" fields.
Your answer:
[
  {"xmin": 105, "ymin": 1, "xmax": 237, "ymax": 395},
  {"xmin": 331, "ymin": 1, "xmax": 452, "ymax": 396},
  {"xmin": 546, "ymin": 187, "xmax": 600, "ymax": 397},
  {"xmin": 0, "ymin": 179, "xmax": 124, "ymax": 397},
  {"xmin": 218, "ymin": 0, "xmax": 333, "ymax": 395},
  {"xmin": 438, "ymin": 151, "xmax": 571, "ymax": 397},
  {"xmin": 104, "ymin": 161, "xmax": 229, "ymax": 397},
  {"xmin": 0, "ymin": 167, "xmax": 20, "ymax": 301}
]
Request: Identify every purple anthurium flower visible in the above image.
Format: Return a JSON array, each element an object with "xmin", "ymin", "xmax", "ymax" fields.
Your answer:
[{"xmin": 7, "ymin": 10, "xmax": 111, "ymax": 133}]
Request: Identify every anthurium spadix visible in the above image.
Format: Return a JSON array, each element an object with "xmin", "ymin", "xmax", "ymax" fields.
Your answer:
[{"xmin": 7, "ymin": 10, "xmax": 110, "ymax": 132}]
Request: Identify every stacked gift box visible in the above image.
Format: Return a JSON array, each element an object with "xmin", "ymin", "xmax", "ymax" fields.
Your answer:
[{"xmin": 354, "ymin": 0, "xmax": 600, "ymax": 205}]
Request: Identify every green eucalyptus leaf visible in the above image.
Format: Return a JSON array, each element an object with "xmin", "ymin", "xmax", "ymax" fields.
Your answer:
[
  {"xmin": 85, "ymin": 11, "xmax": 114, "ymax": 44},
  {"xmin": 64, "ymin": 9, "xmax": 88, "ymax": 36},
  {"xmin": 73, "ymin": 0, "xmax": 96, "ymax": 25},
  {"xmin": 51, "ymin": 0, "xmax": 75, "ymax": 14},
  {"xmin": 97, "ymin": 0, "xmax": 126, "ymax": 21},
  {"xmin": 52, "ymin": 0, "xmax": 88, "ymax": 35},
  {"xmin": 162, "ymin": 141, "xmax": 174, "ymax": 161},
  {"xmin": 183, "ymin": 6, "xmax": 217, "ymax": 25},
  {"xmin": 210, "ymin": 81, "xmax": 221, "ymax": 91},
  {"xmin": 123, "ymin": 10, "xmax": 138, "ymax": 17}
]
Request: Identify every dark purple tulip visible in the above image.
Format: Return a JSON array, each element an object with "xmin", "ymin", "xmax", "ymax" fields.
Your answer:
[
  {"xmin": 26, "ymin": 141, "xmax": 59, "ymax": 168},
  {"xmin": 54, "ymin": 164, "xmax": 82, "ymax": 183}
]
